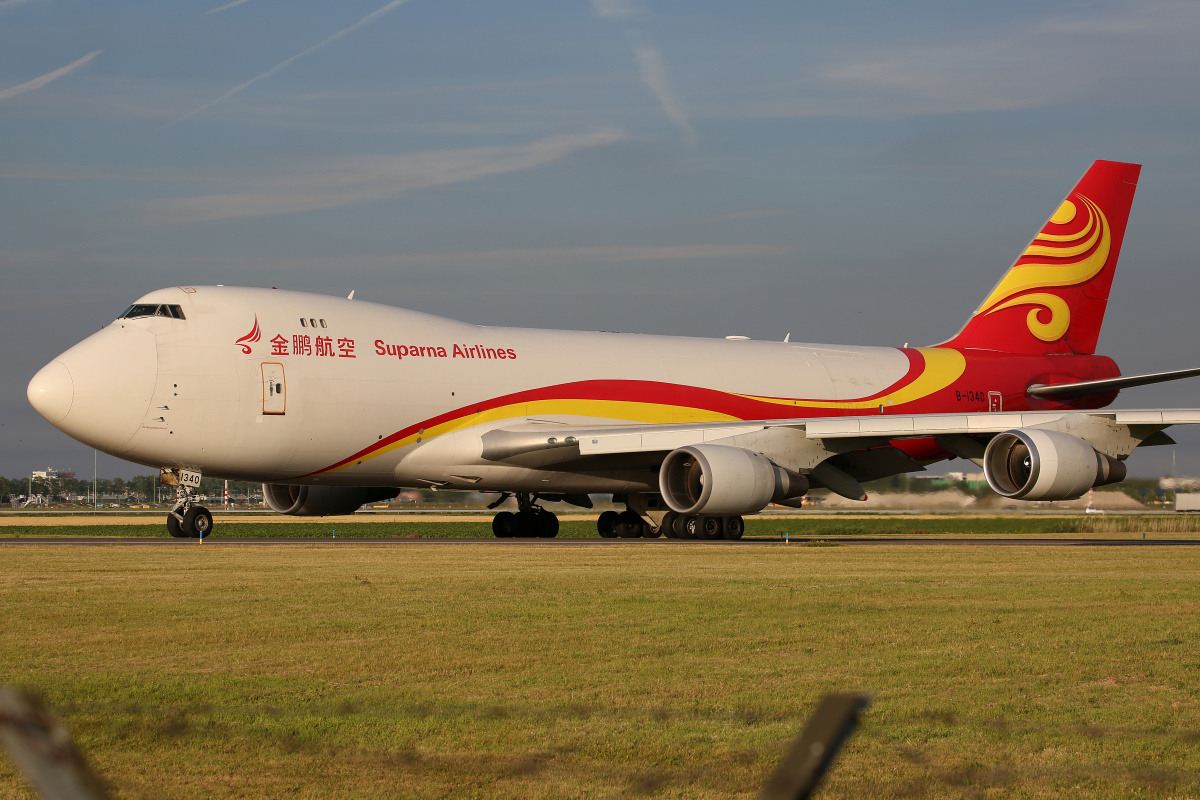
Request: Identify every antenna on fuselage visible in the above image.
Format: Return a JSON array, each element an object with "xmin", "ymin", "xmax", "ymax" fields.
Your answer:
[{"xmin": 347, "ymin": 290, "xmax": 355, "ymax": 300}]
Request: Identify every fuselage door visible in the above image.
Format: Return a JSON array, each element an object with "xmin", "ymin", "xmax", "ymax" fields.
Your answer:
[
  {"xmin": 988, "ymin": 391, "xmax": 1002, "ymax": 412},
  {"xmin": 262, "ymin": 362, "xmax": 286, "ymax": 415}
]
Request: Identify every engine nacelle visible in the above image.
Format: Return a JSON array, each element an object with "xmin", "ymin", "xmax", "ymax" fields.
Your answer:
[
  {"xmin": 263, "ymin": 484, "xmax": 400, "ymax": 516},
  {"xmin": 983, "ymin": 428, "xmax": 1126, "ymax": 501},
  {"xmin": 658, "ymin": 444, "xmax": 809, "ymax": 516}
]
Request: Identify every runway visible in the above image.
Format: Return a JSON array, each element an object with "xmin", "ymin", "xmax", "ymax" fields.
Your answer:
[{"xmin": 2, "ymin": 537, "xmax": 1198, "ymax": 546}]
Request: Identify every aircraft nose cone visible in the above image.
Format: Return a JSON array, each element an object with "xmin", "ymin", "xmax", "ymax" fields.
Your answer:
[{"xmin": 27, "ymin": 360, "xmax": 74, "ymax": 423}]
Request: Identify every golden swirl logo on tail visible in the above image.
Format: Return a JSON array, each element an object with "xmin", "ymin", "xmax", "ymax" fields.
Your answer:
[{"xmin": 974, "ymin": 194, "xmax": 1110, "ymax": 342}]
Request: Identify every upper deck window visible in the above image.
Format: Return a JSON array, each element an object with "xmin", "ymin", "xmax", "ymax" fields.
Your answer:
[{"xmin": 120, "ymin": 304, "xmax": 186, "ymax": 320}]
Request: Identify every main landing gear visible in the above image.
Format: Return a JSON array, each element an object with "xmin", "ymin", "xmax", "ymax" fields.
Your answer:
[
  {"xmin": 167, "ymin": 484, "xmax": 213, "ymax": 539},
  {"xmin": 597, "ymin": 509, "xmax": 745, "ymax": 540},
  {"xmin": 491, "ymin": 492, "xmax": 560, "ymax": 538}
]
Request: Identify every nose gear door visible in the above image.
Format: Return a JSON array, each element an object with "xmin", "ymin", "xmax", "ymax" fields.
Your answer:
[{"xmin": 261, "ymin": 362, "xmax": 286, "ymax": 415}]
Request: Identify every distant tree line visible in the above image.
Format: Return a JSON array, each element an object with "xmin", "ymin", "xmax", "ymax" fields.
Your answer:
[
  {"xmin": 0, "ymin": 474, "xmax": 264, "ymax": 504},
  {"xmin": 862, "ymin": 474, "xmax": 1171, "ymax": 502}
]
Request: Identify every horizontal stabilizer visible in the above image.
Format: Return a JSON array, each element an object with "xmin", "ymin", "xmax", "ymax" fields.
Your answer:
[{"xmin": 1027, "ymin": 367, "xmax": 1200, "ymax": 399}]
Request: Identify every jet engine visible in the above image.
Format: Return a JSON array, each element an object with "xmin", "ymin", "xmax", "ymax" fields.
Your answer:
[
  {"xmin": 263, "ymin": 484, "xmax": 400, "ymax": 516},
  {"xmin": 982, "ymin": 428, "xmax": 1126, "ymax": 501},
  {"xmin": 658, "ymin": 444, "xmax": 809, "ymax": 516}
]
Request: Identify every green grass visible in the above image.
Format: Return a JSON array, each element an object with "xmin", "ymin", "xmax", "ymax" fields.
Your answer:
[
  {"xmin": 1, "ymin": 544, "xmax": 1199, "ymax": 798},
  {"xmin": 6, "ymin": 513, "xmax": 1200, "ymax": 539}
]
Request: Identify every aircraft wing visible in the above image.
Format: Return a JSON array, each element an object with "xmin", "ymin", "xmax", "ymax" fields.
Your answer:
[
  {"xmin": 486, "ymin": 407, "xmax": 1197, "ymax": 459},
  {"xmin": 476, "ymin": 408, "xmax": 1196, "ymax": 500}
]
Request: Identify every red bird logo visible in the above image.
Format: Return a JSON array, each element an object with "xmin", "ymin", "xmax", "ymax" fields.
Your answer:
[{"xmin": 235, "ymin": 316, "xmax": 261, "ymax": 354}]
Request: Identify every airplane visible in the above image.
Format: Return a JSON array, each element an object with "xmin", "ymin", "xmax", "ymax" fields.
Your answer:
[{"xmin": 25, "ymin": 159, "xmax": 1200, "ymax": 539}]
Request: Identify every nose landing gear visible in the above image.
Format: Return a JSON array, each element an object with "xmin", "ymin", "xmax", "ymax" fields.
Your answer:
[{"xmin": 166, "ymin": 479, "xmax": 213, "ymax": 539}]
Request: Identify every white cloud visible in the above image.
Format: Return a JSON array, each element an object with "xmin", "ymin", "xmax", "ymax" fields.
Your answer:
[
  {"xmin": 590, "ymin": 0, "xmax": 639, "ymax": 20},
  {"xmin": 169, "ymin": 0, "xmax": 413, "ymax": 126},
  {"xmin": 149, "ymin": 128, "xmax": 626, "ymax": 224},
  {"xmin": 399, "ymin": 244, "xmax": 784, "ymax": 264},
  {"xmin": 712, "ymin": 0, "xmax": 1200, "ymax": 120},
  {"xmin": 204, "ymin": 0, "xmax": 253, "ymax": 15},
  {"xmin": 712, "ymin": 209, "xmax": 789, "ymax": 223},
  {"xmin": 78, "ymin": 244, "xmax": 784, "ymax": 274},
  {"xmin": 0, "ymin": 51, "xmax": 101, "ymax": 102}
]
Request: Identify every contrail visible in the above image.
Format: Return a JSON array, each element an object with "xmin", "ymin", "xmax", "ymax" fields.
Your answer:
[
  {"xmin": 204, "ymin": 0, "xmax": 253, "ymax": 14},
  {"xmin": 590, "ymin": 0, "xmax": 699, "ymax": 146},
  {"xmin": 168, "ymin": 0, "xmax": 413, "ymax": 127},
  {"xmin": 0, "ymin": 50, "xmax": 102, "ymax": 102},
  {"xmin": 632, "ymin": 43, "xmax": 698, "ymax": 146}
]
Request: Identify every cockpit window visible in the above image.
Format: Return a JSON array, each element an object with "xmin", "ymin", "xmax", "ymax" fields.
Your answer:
[{"xmin": 120, "ymin": 304, "xmax": 186, "ymax": 320}]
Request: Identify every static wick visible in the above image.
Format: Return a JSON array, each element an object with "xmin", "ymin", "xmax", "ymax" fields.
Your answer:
[{"xmin": 0, "ymin": 687, "xmax": 111, "ymax": 800}]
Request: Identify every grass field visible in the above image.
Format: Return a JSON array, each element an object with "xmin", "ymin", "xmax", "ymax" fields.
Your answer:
[
  {"xmin": 2, "ymin": 540, "xmax": 1199, "ymax": 799},
  {"xmin": 6, "ymin": 513, "xmax": 1200, "ymax": 539}
]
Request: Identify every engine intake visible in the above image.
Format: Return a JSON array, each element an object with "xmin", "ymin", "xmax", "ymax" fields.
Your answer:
[
  {"xmin": 263, "ymin": 484, "xmax": 400, "ymax": 516},
  {"xmin": 983, "ymin": 429, "xmax": 1126, "ymax": 501},
  {"xmin": 658, "ymin": 444, "xmax": 808, "ymax": 516}
]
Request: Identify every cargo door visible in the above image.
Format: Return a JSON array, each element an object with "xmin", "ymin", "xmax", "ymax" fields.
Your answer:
[{"xmin": 261, "ymin": 362, "xmax": 286, "ymax": 415}]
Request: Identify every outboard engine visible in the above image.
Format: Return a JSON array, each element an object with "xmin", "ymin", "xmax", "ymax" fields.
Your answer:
[{"xmin": 983, "ymin": 429, "xmax": 1126, "ymax": 500}]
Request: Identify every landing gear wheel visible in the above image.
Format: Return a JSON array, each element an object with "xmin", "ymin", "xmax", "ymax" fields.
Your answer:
[
  {"xmin": 616, "ymin": 510, "xmax": 643, "ymax": 538},
  {"xmin": 660, "ymin": 511, "xmax": 679, "ymax": 539},
  {"xmin": 642, "ymin": 520, "xmax": 664, "ymax": 538},
  {"xmin": 183, "ymin": 506, "xmax": 213, "ymax": 539},
  {"xmin": 493, "ymin": 511, "xmax": 516, "ymax": 538},
  {"xmin": 167, "ymin": 514, "xmax": 187, "ymax": 538},
  {"xmin": 597, "ymin": 510, "xmax": 620, "ymax": 538},
  {"xmin": 723, "ymin": 516, "xmax": 745, "ymax": 540},
  {"xmin": 680, "ymin": 515, "xmax": 700, "ymax": 540},
  {"xmin": 536, "ymin": 511, "xmax": 560, "ymax": 538},
  {"xmin": 699, "ymin": 516, "xmax": 723, "ymax": 540},
  {"xmin": 511, "ymin": 510, "xmax": 532, "ymax": 537}
]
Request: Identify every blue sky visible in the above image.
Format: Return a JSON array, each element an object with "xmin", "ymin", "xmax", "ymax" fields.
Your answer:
[{"xmin": 4, "ymin": 0, "xmax": 1200, "ymax": 479}]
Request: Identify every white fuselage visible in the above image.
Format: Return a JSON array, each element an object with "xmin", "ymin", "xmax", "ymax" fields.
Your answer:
[{"xmin": 30, "ymin": 286, "xmax": 921, "ymax": 493}]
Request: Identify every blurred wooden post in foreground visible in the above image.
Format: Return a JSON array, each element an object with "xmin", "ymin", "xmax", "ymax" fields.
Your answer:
[
  {"xmin": 2, "ymin": 684, "xmax": 867, "ymax": 800},
  {"xmin": 0, "ymin": 687, "xmax": 110, "ymax": 800},
  {"xmin": 760, "ymin": 693, "xmax": 871, "ymax": 800}
]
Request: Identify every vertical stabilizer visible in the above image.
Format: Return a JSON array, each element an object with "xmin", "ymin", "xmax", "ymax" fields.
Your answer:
[{"xmin": 940, "ymin": 160, "xmax": 1140, "ymax": 355}]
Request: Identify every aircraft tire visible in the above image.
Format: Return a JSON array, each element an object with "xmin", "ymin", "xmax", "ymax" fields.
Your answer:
[
  {"xmin": 680, "ymin": 515, "xmax": 700, "ymax": 540},
  {"xmin": 183, "ymin": 506, "xmax": 213, "ymax": 539},
  {"xmin": 723, "ymin": 516, "xmax": 745, "ymax": 540},
  {"xmin": 615, "ymin": 510, "xmax": 642, "ymax": 538},
  {"xmin": 699, "ymin": 516, "xmax": 723, "ymax": 540},
  {"xmin": 642, "ymin": 520, "xmax": 664, "ymax": 538},
  {"xmin": 660, "ymin": 511, "xmax": 679, "ymax": 539},
  {"xmin": 513, "ymin": 510, "xmax": 541, "ymax": 537},
  {"xmin": 493, "ymin": 511, "xmax": 516, "ymax": 538},
  {"xmin": 597, "ymin": 510, "xmax": 620, "ymax": 538},
  {"xmin": 537, "ymin": 511, "xmax": 560, "ymax": 538},
  {"xmin": 167, "ymin": 513, "xmax": 187, "ymax": 538}
]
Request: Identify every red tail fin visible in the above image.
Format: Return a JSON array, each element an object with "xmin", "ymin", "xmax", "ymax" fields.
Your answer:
[{"xmin": 940, "ymin": 160, "xmax": 1140, "ymax": 355}]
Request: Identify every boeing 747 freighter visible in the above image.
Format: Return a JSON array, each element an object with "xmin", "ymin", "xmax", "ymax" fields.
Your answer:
[{"xmin": 27, "ymin": 161, "xmax": 1200, "ymax": 538}]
